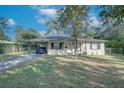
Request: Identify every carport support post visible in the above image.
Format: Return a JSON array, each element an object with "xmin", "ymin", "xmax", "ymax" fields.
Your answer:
[
  {"xmin": 45, "ymin": 42, "xmax": 48, "ymax": 54},
  {"xmin": 35, "ymin": 42, "xmax": 37, "ymax": 49},
  {"xmin": 85, "ymin": 41, "xmax": 87, "ymax": 55}
]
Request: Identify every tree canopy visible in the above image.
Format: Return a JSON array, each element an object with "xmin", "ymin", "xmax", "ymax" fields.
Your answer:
[
  {"xmin": 98, "ymin": 6, "xmax": 124, "ymax": 48},
  {"xmin": 22, "ymin": 28, "xmax": 41, "ymax": 40},
  {"xmin": 15, "ymin": 26, "xmax": 41, "ymax": 42},
  {"xmin": 57, "ymin": 6, "xmax": 88, "ymax": 55},
  {"xmin": 0, "ymin": 16, "xmax": 10, "ymax": 40}
]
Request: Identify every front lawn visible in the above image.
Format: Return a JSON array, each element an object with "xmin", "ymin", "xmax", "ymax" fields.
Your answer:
[
  {"xmin": 0, "ymin": 54, "xmax": 16, "ymax": 61},
  {"xmin": 0, "ymin": 54, "xmax": 124, "ymax": 88},
  {"xmin": 0, "ymin": 52, "xmax": 28, "ymax": 61}
]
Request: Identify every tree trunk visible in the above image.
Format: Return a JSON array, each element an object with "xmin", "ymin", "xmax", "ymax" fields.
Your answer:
[
  {"xmin": 74, "ymin": 37, "xmax": 78, "ymax": 59},
  {"xmin": 27, "ymin": 42, "xmax": 30, "ymax": 54}
]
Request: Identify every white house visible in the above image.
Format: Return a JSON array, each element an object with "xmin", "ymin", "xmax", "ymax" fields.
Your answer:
[{"xmin": 27, "ymin": 35, "xmax": 106, "ymax": 55}]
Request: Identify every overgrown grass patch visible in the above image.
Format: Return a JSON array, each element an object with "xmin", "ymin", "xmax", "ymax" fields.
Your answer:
[
  {"xmin": 0, "ymin": 52, "xmax": 28, "ymax": 61},
  {"xmin": 0, "ymin": 54, "xmax": 124, "ymax": 87}
]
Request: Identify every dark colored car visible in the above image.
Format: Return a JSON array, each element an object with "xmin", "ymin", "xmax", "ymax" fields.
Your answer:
[{"xmin": 35, "ymin": 47, "xmax": 47, "ymax": 54}]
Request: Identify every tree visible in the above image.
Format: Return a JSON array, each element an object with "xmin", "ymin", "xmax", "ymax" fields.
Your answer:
[
  {"xmin": 0, "ymin": 16, "xmax": 10, "ymax": 53},
  {"xmin": 57, "ymin": 5, "xmax": 88, "ymax": 55},
  {"xmin": 86, "ymin": 31, "xmax": 95, "ymax": 39},
  {"xmin": 46, "ymin": 19, "xmax": 61, "ymax": 35},
  {"xmin": 0, "ymin": 16, "xmax": 9, "ymax": 40},
  {"xmin": 98, "ymin": 6, "xmax": 124, "ymax": 48},
  {"xmin": 99, "ymin": 6, "xmax": 124, "ymax": 25},
  {"xmin": 15, "ymin": 27, "xmax": 41, "ymax": 41},
  {"xmin": 15, "ymin": 27, "xmax": 42, "ymax": 54},
  {"xmin": 0, "ymin": 30, "xmax": 6, "ymax": 40},
  {"xmin": 15, "ymin": 26, "xmax": 25, "ymax": 42},
  {"xmin": 103, "ymin": 22, "xmax": 124, "ymax": 48},
  {"xmin": 22, "ymin": 28, "xmax": 41, "ymax": 40}
]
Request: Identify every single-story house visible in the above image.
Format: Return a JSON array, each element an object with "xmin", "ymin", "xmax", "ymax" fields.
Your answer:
[{"xmin": 27, "ymin": 35, "xmax": 106, "ymax": 55}]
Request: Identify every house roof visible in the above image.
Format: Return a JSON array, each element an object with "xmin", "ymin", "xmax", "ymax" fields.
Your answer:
[
  {"xmin": 47, "ymin": 35, "xmax": 73, "ymax": 41},
  {"xmin": 26, "ymin": 35, "xmax": 73, "ymax": 42},
  {"xmin": 26, "ymin": 35, "xmax": 106, "ymax": 43},
  {"xmin": 78, "ymin": 39, "xmax": 106, "ymax": 43},
  {"xmin": 26, "ymin": 38, "xmax": 49, "ymax": 42}
]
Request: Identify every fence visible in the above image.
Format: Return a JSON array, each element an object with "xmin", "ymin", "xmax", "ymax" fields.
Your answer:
[
  {"xmin": 0, "ymin": 43, "xmax": 28, "ymax": 55},
  {"xmin": 106, "ymin": 48, "xmax": 124, "ymax": 55}
]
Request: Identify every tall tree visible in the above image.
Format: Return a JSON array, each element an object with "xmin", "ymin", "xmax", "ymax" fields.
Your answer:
[
  {"xmin": 98, "ymin": 6, "xmax": 124, "ymax": 48},
  {"xmin": 15, "ymin": 26, "xmax": 25, "ymax": 42},
  {"xmin": 99, "ymin": 6, "xmax": 124, "ymax": 25},
  {"xmin": 57, "ymin": 5, "xmax": 88, "ymax": 55},
  {"xmin": 45, "ymin": 19, "xmax": 63, "ymax": 36},
  {"xmin": 15, "ymin": 27, "xmax": 42, "ymax": 41},
  {"xmin": 0, "ymin": 16, "xmax": 9, "ymax": 40},
  {"xmin": 22, "ymin": 28, "xmax": 40, "ymax": 40},
  {"xmin": 0, "ymin": 16, "xmax": 10, "ymax": 53}
]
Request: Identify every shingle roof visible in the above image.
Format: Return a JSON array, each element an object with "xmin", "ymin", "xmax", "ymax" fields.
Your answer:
[
  {"xmin": 26, "ymin": 35, "xmax": 106, "ymax": 43},
  {"xmin": 26, "ymin": 38, "xmax": 49, "ymax": 42},
  {"xmin": 47, "ymin": 35, "xmax": 73, "ymax": 41},
  {"xmin": 78, "ymin": 38, "xmax": 106, "ymax": 43}
]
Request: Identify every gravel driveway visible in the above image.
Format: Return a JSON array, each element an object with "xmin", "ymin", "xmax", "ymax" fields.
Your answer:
[{"xmin": 0, "ymin": 54, "xmax": 42, "ymax": 71}]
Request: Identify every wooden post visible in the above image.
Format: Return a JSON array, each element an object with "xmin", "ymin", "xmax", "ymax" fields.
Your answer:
[
  {"xmin": 19, "ymin": 44, "xmax": 22, "ymax": 53},
  {"xmin": 80, "ymin": 43, "xmax": 81, "ymax": 54},
  {"xmin": 12, "ymin": 45, "xmax": 15, "ymax": 54},
  {"xmin": 28, "ymin": 42, "xmax": 30, "ymax": 54}
]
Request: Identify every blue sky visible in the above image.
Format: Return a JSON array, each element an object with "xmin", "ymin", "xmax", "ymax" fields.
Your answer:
[{"xmin": 0, "ymin": 5, "xmax": 100, "ymax": 39}]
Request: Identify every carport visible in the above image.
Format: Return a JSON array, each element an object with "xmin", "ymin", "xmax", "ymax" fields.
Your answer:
[{"xmin": 25, "ymin": 38, "xmax": 49, "ymax": 54}]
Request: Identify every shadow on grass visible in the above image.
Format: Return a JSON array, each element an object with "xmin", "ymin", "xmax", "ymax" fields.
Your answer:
[{"xmin": 0, "ymin": 55, "xmax": 124, "ymax": 88}]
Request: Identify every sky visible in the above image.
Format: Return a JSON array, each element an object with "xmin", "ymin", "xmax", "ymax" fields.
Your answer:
[{"xmin": 0, "ymin": 5, "xmax": 100, "ymax": 39}]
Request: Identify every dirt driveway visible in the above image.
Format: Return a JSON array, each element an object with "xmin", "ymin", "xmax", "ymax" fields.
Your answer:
[{"xmin": 0, "ymin": 54, "xmax": 41, "ymax": 71}]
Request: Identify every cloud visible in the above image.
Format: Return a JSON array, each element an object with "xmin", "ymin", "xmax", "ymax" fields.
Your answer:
[
  {"xmin": 37, "ymin": 18, "xmax": 48, "ymax": 25},
  {"xmin": 30, "ymin": 5, "xmax": 51, "ymax": 9},
  {"xmin": 30, "ymin": 6, "xmax": 57, "ymax": 18},
  {"xmin": 30, "ymin": 6, "xmax": 64, "ymax": 25},
  {"xmin": 38, "ymin": 30, "xmax": 46, "ymax": 34},
  {"xmin": 7, "ymin": 18, "xmax": 16, "ymax": 25},
  {"xmin": 87, "ymin": 13, "xmax": 102, "ymax": 28},
  {"xmin": 38, "ymin": 30, "xmax": 47, "ymax": 37},
  {"xmin": 36, "ymin": 9, "xmax": 57, "ymax": 25},
  {"xmin": 38, "ymin": 9, "xmax": 57, "ymax": 17}
]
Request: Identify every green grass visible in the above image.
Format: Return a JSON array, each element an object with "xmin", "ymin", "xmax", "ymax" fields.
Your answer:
[
  {"xmin": 0, "ymin": 54, "xmax": 124, "ymax": 88},
  {"xmin": 0, "ymin": 54, "xmax": 20, "ymax": 61},
  {"xmin": 0, "ymin": 55, "xmax": 12, "ymax": 60},
  {"xmin": 0, "ymin": 52, "xmax": 28, "ymax": 61}
]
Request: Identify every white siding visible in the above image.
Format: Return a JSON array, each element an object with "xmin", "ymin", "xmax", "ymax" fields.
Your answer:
[
  {"xmin": 47, "ymin": 41, "xmax": 105, "ymax": 55},
  {"xmin": 85, "ymin": 42, "xmax": 105, "ymax": 55},
  {"xmin": 47, "ymin": 41, "xmax": 74, "ymax": 55}
]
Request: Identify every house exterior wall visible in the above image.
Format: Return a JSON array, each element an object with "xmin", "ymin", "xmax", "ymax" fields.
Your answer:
[
  {"xmin": 85, "ymin": 42, "xmax": 105, "ymax": 55},
  {"xmin": 47, "ymin": 41, "xmax": 74, "ymax": 55},
  {"xmin": 47, "ymin": 41, "xmax": 105, "ymax": 55}
]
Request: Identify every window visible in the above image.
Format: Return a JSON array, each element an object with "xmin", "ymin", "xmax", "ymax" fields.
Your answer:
[
  {"xmin": 60, "ymin": 43, "xmax": 63, "ymax": 49},
  {"xmin": 51, "ymin": 43, "xmax": 54, "ymax": 49},
  {"xmin": 65, "ymin": 45, "xmax": 68, "ymax": 49},
  {"xmin": 51, "ymin": 42, "xmax": 63, "ymax": 49},
  {"xmin": 90, "ymin": 43, "xmax": 101, "ymax": 50}
]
